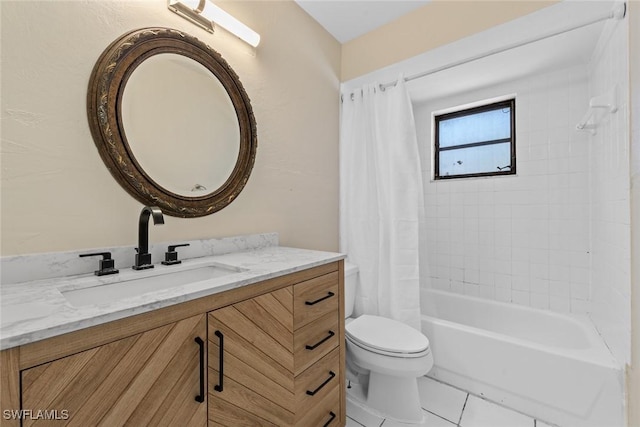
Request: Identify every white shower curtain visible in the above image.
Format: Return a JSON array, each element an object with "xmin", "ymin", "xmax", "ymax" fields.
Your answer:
[{"xmin": 339, "ymin": 77, "xmax": 424, "ymax": 330}]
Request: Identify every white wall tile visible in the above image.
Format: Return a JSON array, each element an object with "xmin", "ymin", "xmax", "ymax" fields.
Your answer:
[
  {"xmin": 571, "ymin": 298, "xmax": 592, "ymax": 315},
  {"xmin": 417, "ymin": 65, "xmax": 590, "ymax": 315},
  {"xmin": 584, "ymin": 16, "xmax": 630, "ymax": 364},
  {"xmin": 495, "ymin": 286, "xmax": 512, "ymax": 303},
  {"xmin": 512, "ymin": 290, "xmax": 531, "ymax": 306},
  {"xmin": 417, "ymin": 33, "xmax": 630, "ymax": 368},
  {"xmin": 550, "ymin": 295, "xmax": 571, "ymax": 313},
  {"xmin": 530, "ymin": 292, "xmax": 550, "ymax": 310}
]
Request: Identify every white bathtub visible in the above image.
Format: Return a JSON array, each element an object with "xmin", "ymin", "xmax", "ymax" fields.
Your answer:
[{"xmin": 420, "ymin": 289, "xmax": 623, "ymax": 427}]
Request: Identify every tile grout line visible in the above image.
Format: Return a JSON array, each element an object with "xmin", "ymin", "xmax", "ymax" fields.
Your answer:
[
  {"xmin": 346, "ymin": 415, "xmax": 367, "ymax": 427},
  {"xmin": 424, "ymin": 374, "xmax": 474, "ymax": 397},
  {"xmin": 463, "ymin": 389, "xmax": 540, "ymax": 423},
  {"xmin": 350, "ymin": 376, "xmax": 540, "ymax": 426},
  {"xmin": 457, "ymin": 393, "xmax": 470, "ymax": 426},
  {"xmin": 419, "ymin": 375, "xmax": 472, "ymax": 424},
  {"xmin": 428, "ymin": 375, "xmax": 539, "ymax": 425},
  {"xmin": 425, "ymin": 409, "xmax": 460, "ymax": 426}
]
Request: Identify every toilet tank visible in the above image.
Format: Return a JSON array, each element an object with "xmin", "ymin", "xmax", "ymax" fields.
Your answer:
[{"xmin": 344, "ymin": 262, "xmax": 358, "ymax": 318}]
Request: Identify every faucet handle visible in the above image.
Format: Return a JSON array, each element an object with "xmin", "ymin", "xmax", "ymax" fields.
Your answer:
[
  {"xmin": 162, "ymin": 243, "xmax": 190, "ymax": 265},
  {"xmin": 79, "ymin": 252, "xmax": 119, "ymax": 276}
]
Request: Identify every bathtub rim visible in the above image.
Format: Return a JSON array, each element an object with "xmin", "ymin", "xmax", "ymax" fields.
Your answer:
[{"xmin": 420, "ymin": 288, "xmax": 620, "ymax": 369}]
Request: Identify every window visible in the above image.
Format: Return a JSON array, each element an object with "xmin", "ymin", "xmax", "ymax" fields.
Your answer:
[{"xmin": 434, "ymin": 99, "xmax": 515, "ymax": 179}]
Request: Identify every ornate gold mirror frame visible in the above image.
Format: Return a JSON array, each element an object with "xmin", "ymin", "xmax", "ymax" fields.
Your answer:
[{"xmin": 87, "ymin": 27, "xmax": 257, "ymax": 217}]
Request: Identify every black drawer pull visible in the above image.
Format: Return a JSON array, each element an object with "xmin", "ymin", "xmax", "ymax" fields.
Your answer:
[
  {"xmin": 214, "ymin": 330, "xmax": 224, "ymax": 392},
  {"xmin": 194, "ymin": 337, "xmax": 205, "ymax": 403},
  {"xmin": 305, "ymin": 330, "xmax": 335, "ymax": 350},
  {"xmin": 323, "ymin": 411, "xmax": 336, "ymax": 427},
  {"xmin": 305, "ymin": 291, "xmax": 335, "ymax": 306},
  {"xmin": 306, "ymin": 371, "xmax": 336, "ymax": 396}
]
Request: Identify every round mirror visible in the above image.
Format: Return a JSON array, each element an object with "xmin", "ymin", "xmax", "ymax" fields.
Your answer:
[
  {"xmin": 87, "ymin": 28, "xmax": 257, "ymax": 217},
  {"xmin": 121, "ymin": 53, "xmax": 240, "ymax": 197}
]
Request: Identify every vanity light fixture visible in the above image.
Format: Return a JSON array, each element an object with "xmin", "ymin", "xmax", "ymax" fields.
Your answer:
[{"xmin": 168, "ymin": 0, "xmax": 260, "ymax": 47}]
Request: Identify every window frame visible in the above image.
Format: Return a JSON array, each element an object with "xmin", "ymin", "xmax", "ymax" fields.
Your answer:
[{"xmin": 434, "ymin": 98, "xmax": 516, "ymax": 180}]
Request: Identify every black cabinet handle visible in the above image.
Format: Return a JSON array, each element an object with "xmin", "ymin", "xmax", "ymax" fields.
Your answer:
[
  {"xmin": 323, "ymin": 411, "xmax": 336, "ymax": 427},
  {"xmin": 305, "ymin": 330, "xmax": 335, "ymax": 350},
  {"xmin": 306, "ymin": 371, "xmax": 336, "ymax": 396},
  {"xmin": 305, "ymin": 291, "xmax": 335, "ymax": 306},
  {"xmin": 194, "ymin": 337, "xmax": 205, "ymax": 403},
  {"xmin": 214, "ymin": 330, "xmax": 224, "ymax": 392}
]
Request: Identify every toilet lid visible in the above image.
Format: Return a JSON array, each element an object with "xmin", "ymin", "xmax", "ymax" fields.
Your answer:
[{"xmin": 345, "ymin": 314, "xmax": 429, "ymax": 355}]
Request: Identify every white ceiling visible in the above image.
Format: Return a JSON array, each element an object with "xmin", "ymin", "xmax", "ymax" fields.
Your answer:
[{"xmin": 294, "ymin": 0, "xmax": 431, "ymax": 43}]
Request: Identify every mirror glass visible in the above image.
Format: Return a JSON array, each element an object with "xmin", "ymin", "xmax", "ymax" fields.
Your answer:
[
  {"xmin": 87, "ymin": 27, "xmax": 257, "ymax": 218},
  {"xmin": 121, "ymin": 54, "xmax": 240, "ymax": 196}
]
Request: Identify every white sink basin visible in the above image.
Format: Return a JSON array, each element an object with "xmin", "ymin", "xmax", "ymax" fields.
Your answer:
[{"xmin": 61, "ymin": 263, "xmax": 243, "ymax": 307}]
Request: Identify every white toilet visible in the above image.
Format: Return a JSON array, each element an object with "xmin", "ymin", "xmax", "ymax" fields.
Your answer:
[{"xmin": 344, "ymin": 262, "xmax": 433, "ymax": 424}]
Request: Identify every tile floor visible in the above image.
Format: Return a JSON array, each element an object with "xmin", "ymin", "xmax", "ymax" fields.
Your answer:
[{"xmin": 346, "ymin": 376, "xmax": 555, "ymax": 427}]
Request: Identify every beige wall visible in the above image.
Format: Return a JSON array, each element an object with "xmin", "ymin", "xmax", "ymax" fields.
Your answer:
[
  {"xmin": 340, "ymin": 0, "xmax": 559, "ymax": 81},
  {"xmin": 628, "ymin": 0, "xmax": 640, "ymax": 424},
  {"xmin": 0, "ymin": 0, "xmax": 341, "ymax": 255}
]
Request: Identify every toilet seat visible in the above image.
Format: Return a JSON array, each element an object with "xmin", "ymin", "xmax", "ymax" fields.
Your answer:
[{"xmin": 345, "ymin": 314, "xmax": 430, "ymax": 358}]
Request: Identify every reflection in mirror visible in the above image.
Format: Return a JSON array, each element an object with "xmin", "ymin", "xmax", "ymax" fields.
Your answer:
[{"xmin": 122, "ymin": 54, "xmax": 240, "ymax": 197}]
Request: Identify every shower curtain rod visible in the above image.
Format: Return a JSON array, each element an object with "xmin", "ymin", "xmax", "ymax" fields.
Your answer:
[{"xmin": 345, "ymin": 2, "xmax": 626, "ymax": 98}]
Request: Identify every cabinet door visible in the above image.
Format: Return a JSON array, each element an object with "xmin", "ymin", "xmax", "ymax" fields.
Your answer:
[
  {"xmin": 208, "ymin": 287, "xmax": 295, "ymax": 426},
  {"xmin": 21, "ymin": 314, "xmax": 207, "ymax": 427}
]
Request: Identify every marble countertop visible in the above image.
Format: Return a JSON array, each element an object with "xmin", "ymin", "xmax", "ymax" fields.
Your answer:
[{"xmin": 0, "ymin": 246, "xmax": 345, "ymax": 350}]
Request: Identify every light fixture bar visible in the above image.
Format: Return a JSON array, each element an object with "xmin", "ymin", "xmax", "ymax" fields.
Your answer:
[
  {"xmin": 169, "ymin": 0, "xmax": 214, "ymax": 33},
  {"xmin": 168, "ymin": 0, "xmax": 261, "ymax": 47}
]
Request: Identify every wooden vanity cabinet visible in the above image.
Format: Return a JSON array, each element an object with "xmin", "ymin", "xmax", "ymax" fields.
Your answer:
[
  {"xmin": 208, "ymin": 286, "xmax": 296, "ymax": 426},
  {"xmin": 0, "ymin": 261, "xmax": 345, "ymax": 427},
  {"xmin": 293, "ymin": 271, "xmax": 341, "ymax": 426},
  {"xmin": 20, "ymin": 314, "xmax": 207, "ymax": 427},
  {"xmin": 208, "ymin": 269, "xmax": 342, "ymax": 426}
]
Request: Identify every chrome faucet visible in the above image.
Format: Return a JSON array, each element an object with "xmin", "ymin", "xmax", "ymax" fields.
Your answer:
[{"xmin": 133, "ymin": 206, "xmax": 164, "ymax": 270}]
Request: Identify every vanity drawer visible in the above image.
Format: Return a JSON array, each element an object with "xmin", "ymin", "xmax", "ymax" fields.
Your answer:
[
  {"xmin": 295, "ymin": 385, "xmax": 340, "ymax": 426},
  {"xmin": 295, "ymin": 347, "xmax": 340, "ymax": 409},
  {"xmin": 294, "ymin": 310, "xmax": 339, "ymax": 375},
  {"xmin": 294, "ymin": 271, "xmax": 339, "ymax": 330}
]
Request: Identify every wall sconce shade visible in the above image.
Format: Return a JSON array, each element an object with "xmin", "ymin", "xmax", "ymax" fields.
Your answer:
[{"xmin": 168, "ymin": 0, "xmax": 261, "ymax": 47}]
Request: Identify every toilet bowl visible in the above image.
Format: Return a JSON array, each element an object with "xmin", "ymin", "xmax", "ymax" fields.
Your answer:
[{"xmin": 344, "ymin": 263, "xmax": 433, "ymax": 424}]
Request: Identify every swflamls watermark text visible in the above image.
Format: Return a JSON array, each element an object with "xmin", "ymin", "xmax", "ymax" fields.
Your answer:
[{"xmin": 3, "ymin": 409, "xmax": 69, "ymax": 420}]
